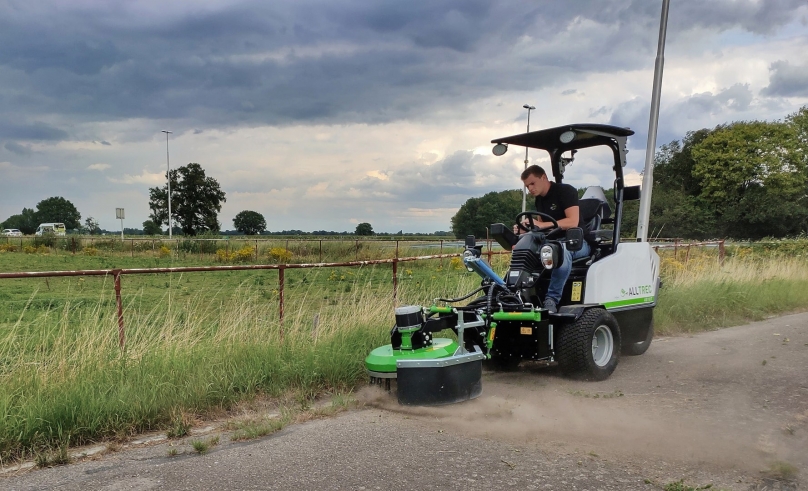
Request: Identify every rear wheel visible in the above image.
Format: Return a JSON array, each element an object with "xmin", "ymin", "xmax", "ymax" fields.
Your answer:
[
  {"xmin": 557, "ymin": 308, "xmax": 620, "ymax": 381},
  {"xmin": 622, "ymin": 321, "xmax": 653, "ymax": 356}
]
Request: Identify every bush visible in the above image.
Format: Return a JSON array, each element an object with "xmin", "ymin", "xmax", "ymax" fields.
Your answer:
[
  {"xmin": 158, "ymin": 245, "xmax": 172, "ymax": 258},
  {"xmin": 23, "ymin": 245, "xmax": 48, "ymax": 254},
  {"xmin": 83, "ymin": 247, "xmax": 99, "ymax": 256},
  {"xmin": 33, "ymin": 233, "xmax": 56, "ymax": 248},
  {"xmin": 268, "ymin": 247, "xmax": 293, "ymax": 263},
  {"xmin": 234, "ymin": 245, "xmax": 255, "ymax": 262},
  {"xmin": 0, "ymin": 244, "xmax": 17, "ymax": 252}
]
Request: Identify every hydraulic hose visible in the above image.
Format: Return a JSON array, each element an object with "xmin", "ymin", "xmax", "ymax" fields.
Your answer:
[{"xmin": 436, "ymin": 286, "xmax": 486, "ymax": 304}]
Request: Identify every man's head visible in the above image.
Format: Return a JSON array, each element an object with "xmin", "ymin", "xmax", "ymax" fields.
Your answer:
[{"xmin": 521, "ymin": 164, "xmax": 551, "ymax": 197}]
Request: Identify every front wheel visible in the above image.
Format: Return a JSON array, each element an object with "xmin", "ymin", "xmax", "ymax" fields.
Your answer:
[{"xmin": 557, "ymin": 308, "xmax": 620, "ymax": 381}]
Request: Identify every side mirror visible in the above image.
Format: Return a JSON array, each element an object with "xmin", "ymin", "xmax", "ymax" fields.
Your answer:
[
  {"xmin": 565, "ymin": 227, "xmax": 584, "ymax": 252},
  {"xmin": 623, "ymin": 185, "xmax": 641, "ymax": 201}
]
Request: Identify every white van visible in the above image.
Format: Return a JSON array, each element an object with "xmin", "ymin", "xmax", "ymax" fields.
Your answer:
[{"xmin": 35, "ymin": 223, "xmax": 67, "ymax": 236}]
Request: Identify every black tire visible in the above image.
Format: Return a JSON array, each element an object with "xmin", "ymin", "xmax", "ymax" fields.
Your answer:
[
  {"xmin": 621, "ymin": 321, "xmax": 653, "ymax": 356},
  {"xmin": 557, "ymin": 308, "xmax": 620, "ymax": 381}
]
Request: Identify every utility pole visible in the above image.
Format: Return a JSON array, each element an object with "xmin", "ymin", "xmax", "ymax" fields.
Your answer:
[
  {"xmin": 162, "ymin": 130, "xmax": 173, "ymax": 239},
  {"xmin": 521, "ymin": 104, "xmax": 535, "ymax": 212},
  {"xmin": 637, "ymin": 0, "xmax": 670, "ymax": 242}
]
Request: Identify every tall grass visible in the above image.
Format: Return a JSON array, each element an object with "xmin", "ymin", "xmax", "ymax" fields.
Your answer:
[
  {"xmin": 655, "ymin": 249, "xmax": 808, "ymax": 334},
  {"xmin": 2, "ymin": 243, "xmax": 808, "ymax": 462},
  {"xmin": 0, "ymin": 264, "xmax": 476, "ymax": 463}
]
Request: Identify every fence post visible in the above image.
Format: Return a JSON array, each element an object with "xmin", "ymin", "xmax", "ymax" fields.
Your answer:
[
  {"xmin": 255, "ymin": 239, "xmax": 259, "ymax": 262},
  {"xmin": 440, "ymin": 239, "xmax": 444, "ymax": 267},
  {"xmin": 355, "ymin": 239, "xmax": 359, "ymax": 261},
  {"xmin": 278, "ymin": 266, "xmax": 285, "ymax": 336},
  {"xmin": 131, "ymin": 239, "xmax": 134, "ymax": 258},
  {"xmin": 319, "ymin": 240, "xmax": 323, "ymax": 263},
  {"xmin": 113, "ymin": 270, "xmax": 125, "ymax": 351},
  {"xmin": 487, "ymin": 228, "xmax": 493, "ymax": 263},
  {"xmin": 392, "ymin": 258, "xmax": 398, "ymax": 305},
  {"xmin": 719, "ymin": 240, "xmax": 725, "ymax": 265},
  {"xmin": 72, "ymin": 237, "xmax": 76, "ymax": 255},
  {"xmin": 685, "ymin": 244, "xmax": 691, "ymax": 264}
]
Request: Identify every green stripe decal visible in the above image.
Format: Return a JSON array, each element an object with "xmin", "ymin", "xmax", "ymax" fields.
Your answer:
[
  {"xmin": 604, "ymin": 297, "xmax": 655, "ymax": 309},
  {"xmin": 491, "ymin": 311, "xmax": 543, "ymax": 322}
]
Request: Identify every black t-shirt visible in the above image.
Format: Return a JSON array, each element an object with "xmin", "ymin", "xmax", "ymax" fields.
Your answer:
[{"xmin": 534, "ymin": 182, "xmax": 583, "ymax": 228}]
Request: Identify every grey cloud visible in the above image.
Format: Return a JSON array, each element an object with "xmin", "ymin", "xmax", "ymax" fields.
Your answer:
[
  {"xmin": 101, "ymin": 140, "xmax": 111, "ymax": 146},
  {"xmin": 762, "ymin": 60, "xmax": 808, "ymax": 97},
  {"xmin": 610, "ymin": 84, "xmax": 756, "ymax": 151},
  {"xmin": 0, "ymin": 0, "xmax": 804, "ymax": 138},
  {"xmin": 346, "ymin": 150, "xmax": 514, "ymax": 207},
  {"xmin": 0, "ymin": 121, "xmax": 68, "ymax": 141},
  {"xmin": 666, "ymin": 84, "xmax": 754, "ymax": 121},
  {"xmin": 668, "ymin": 0, "xmax": 808, "ymax": 35},
  {"xmin": 4, "ymin": 141, "xmax": 32, "ymax": 155},
  {"xmin": 562, "ymin": 89, "xmax": 577, "ymax": 96}
]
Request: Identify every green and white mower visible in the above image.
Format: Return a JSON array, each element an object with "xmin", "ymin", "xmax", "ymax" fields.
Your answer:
[{"xmin": 366, "ymin": 124, "xmax": 661, "ymax": 406}]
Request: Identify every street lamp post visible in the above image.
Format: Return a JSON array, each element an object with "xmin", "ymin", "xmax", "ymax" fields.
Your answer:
[
  {"xmin": 161, "ymin": 130, "xmax": 173, "ymax": 239},
  {"xmin": 521, "ymin": 104, "xmax": 535, "ymax": 212}
]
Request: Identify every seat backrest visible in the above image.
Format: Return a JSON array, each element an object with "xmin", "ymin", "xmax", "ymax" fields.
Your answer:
[
  {"xmin": 580, "ymin": 186, "xmax": 611, "ymax": 219},
  {"xmin": 578, "ymin": 186, "xmax": 611, "ymax": 239},
  {"xmin": 578, "ymin": 199, "xmax": 603, "ymax": 233}
]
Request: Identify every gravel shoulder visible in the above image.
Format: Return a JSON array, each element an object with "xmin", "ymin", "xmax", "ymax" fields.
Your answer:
[{"xmin": 3, "ymin": 312, "xmax": 807, "ymax": 490}]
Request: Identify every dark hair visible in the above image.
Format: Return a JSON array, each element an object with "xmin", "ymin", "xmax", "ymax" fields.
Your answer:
[{"xmin": 521, "ymin": 164, "xmax": 546, "ymax": 181}]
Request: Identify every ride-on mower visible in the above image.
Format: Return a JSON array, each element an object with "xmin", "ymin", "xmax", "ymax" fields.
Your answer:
[{"xmin": 365, "ymin": 124, "xmax": 661, "ymax": 405}]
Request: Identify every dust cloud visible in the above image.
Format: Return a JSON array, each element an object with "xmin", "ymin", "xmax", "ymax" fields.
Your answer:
[{"xmin": 358, "ymin": 369, "xmax": 776, "ymax": 473}]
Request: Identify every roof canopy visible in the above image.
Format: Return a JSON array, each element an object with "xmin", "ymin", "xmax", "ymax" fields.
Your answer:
[{"xmin": 491, "ymin": 123, "xmax": 634, "ymax": 153}]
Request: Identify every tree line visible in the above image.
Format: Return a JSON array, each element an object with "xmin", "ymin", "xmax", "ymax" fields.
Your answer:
[
  {"xmin": 451, "ymin": 106, "xmax": 808, "ymax": 240},
  {"xmin": 2, "ymin": 161, "xmax": 423, "ymax": 237}
]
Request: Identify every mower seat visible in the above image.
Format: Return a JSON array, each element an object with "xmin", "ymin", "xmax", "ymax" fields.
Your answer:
[
  {"xmin": 578, "ymin": 186, "xmax": 611, "ymax": 244},
  {"xmin": 571, "ymin": 186, "xmax": 611, "ymax": 270}
]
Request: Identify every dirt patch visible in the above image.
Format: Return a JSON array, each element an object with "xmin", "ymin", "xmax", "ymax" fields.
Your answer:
[{"xmin": 360, "ymin": 312, "xmax": 808, "ymax": 487}]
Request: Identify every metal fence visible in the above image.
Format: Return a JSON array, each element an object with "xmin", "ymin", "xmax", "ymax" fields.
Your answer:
[
  {"xmin": 0, "ymin": 236, "xmax": 468, "ymax": 262},
  {"xmin": 0, "ymin": 248, "xmax": 501, "ymax": 350},
  {"xmin": 653, "ymin": 240, "xmax": 726, "ymax": 264},
  {"xmin": 0, "ymin": 239, "xmax": 724, "ymax": 351}
]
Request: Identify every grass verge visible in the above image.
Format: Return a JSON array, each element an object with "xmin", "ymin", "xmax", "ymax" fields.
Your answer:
[
  {"xmin": 2, "ymin": 245, "xmax": 808, "ymax": 463},
  {"xmin": 655, "ymin": 255, "xmax": 808, "ymax": 335}
]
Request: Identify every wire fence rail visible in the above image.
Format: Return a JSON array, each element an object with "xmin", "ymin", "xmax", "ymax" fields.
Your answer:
[
  {"xmin": 0, "ymin": 251, "xmax": 483, "ymax": 351},
  {"xmin": 0, "ymin": 236, "xmax": 468, "ymax": 262}
]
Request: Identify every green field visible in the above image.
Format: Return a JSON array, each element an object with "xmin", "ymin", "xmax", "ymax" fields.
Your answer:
[{"xmin": 1, "ymin": 239, "xmax": 808, "ymax": 463}]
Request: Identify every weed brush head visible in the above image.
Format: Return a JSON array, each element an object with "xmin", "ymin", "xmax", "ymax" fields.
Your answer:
[{"xmin": 365, "ymin": 305, "xmax": 485, "ymax": 406}]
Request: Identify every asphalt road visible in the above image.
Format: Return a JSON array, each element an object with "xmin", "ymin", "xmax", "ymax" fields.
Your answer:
[{"xmin": 3, "ymin": 312, "xmax": 807, "ymax": 491}]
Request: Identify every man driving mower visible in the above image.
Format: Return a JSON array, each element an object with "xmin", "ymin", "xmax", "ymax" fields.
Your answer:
[{"xmin": 515, "ymin": 164, "xmax": 590, "ymax": 313}]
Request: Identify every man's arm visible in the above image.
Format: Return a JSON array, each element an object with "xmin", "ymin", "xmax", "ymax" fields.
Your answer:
[{"xmin": 533, "ymin": 206, "xmax": 579, "ymax": 230}]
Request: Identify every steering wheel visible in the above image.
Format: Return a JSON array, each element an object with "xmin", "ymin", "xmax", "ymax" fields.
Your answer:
[{"xmin": 515, "ymin": 211, "xmax": 560, "ymax": 234}]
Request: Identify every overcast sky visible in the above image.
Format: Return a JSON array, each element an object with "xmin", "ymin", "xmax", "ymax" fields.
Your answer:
[{"xmin": 2, "ymin": 0, "xmax": 807, "ymax": 233}]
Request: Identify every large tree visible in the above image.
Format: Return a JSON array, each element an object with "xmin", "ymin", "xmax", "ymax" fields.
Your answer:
[
  {"xmin": 1, "ymin": 208, "xmax": 39, "ymax": 235},
  {"xmin": 233, "ymin": 210, "xmax": 267, "ymax": 235},
  {"xmin": 648, "ymin": 111, "xmax": 808, "ymax": 239},
  {"xmin": 451, "ymin": 190, "xmax": 522, "ymax": 239},
  {"xmin": 142, "ymin": 220, "xmax": 162, "ymax": 235},
  {"xmin": 35, "ymin": 196, "xmax": 81, "ymax": 230},
  {"xmin": 355, "ymin": 222, "xmax": 374, "ymax": 236},
  {"xmin": 84, "ymin": 217, "xmax": 100, "ymax": 235},
  {"xmin": 148, "ymin": 163, "xmax": 226, "ymax": 236},
  {"xmin": 691, "ymin": 121, "xmax": 807, "ymax": 238}
]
